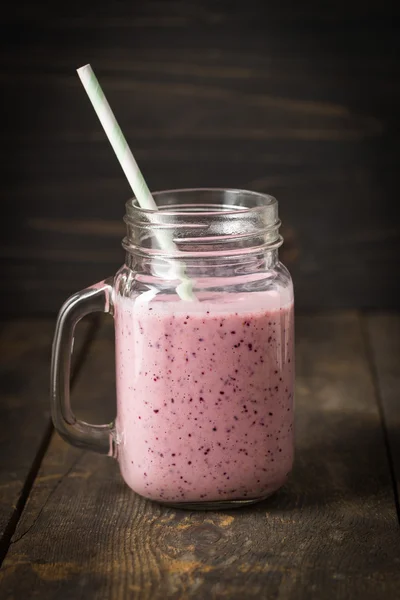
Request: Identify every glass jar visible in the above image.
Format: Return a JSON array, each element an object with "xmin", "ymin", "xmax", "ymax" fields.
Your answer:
[{"xmin": 51, "ymin": 188, "xmax": 294, "ymax": 509}]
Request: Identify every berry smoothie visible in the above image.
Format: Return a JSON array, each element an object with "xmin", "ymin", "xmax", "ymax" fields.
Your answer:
[{"xmin": 114, "ymin": 291, "xmax": 294, "ymax": 503}]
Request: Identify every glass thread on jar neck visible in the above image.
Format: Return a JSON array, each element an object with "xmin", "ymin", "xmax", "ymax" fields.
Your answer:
[{"xmin": 123, "ymin": 188, "xmax": 282, "ymax": 261}]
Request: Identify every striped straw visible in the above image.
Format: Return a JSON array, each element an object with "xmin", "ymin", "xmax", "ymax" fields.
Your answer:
[{"xmin": 76, "ymin": 64, "xmax": 195, "ymax": 301}]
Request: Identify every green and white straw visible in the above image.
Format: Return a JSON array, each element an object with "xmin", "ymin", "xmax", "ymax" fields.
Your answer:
[{"xmin": 77, "ymin": 64, "xmax": 195, "ymax": 301}]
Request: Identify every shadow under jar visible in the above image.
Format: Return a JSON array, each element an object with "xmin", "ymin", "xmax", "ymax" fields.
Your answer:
[{"xmin": 51, "ymin": 189, "xmax": 295, "ymax": 509}]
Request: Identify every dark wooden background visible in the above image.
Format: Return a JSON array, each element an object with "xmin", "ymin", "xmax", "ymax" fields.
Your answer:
[
  {"xmin": 0, "ymin": 3, "xmax": 399, "ymax": 594},
  {"xmin": 1, "ymin": 0, "xmax": 399, "ymax": 315}
]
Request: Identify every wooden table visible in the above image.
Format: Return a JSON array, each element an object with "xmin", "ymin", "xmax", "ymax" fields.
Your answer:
[{"xmin": 0, "ymin": 312, "xmax": 399, "ymax": 599}]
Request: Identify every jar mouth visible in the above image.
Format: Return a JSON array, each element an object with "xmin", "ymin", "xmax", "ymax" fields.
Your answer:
[
  {"xmin": 125, "ymin": 188, "xmax": 277, "ymax": 217},
  {"xmin": 123, "ymin": 188, "xmax": 281, "ymax": 256}
]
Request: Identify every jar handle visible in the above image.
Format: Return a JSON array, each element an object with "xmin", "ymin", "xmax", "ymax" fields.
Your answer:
[{"xmin": 50, "ymin": 278, "xmax": 116, "ymax": 456}]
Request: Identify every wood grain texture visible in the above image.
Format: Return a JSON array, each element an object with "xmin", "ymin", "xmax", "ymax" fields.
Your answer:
[
  {"xmin": 0, "ymin": 313, "xmax": 399, "ymax": 599},
  {"xmin": 0, "ymin": 317, "xmax": 98, "ymax": 565},
  {"xmin": 1, "ymin": 0, "xmax": 400, "ymax": 314},
  {"xmin": 365, "ymin": 313, "xmax": 400, "ymax": 512}
]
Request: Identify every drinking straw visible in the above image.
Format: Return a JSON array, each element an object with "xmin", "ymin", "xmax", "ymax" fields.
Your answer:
[{"xmin": 76, "ymin": 64, "xmax": 195, "ymax": 301}]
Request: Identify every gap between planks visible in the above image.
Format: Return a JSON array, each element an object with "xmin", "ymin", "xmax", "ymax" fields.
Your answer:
[
  {"xmin": 360, "ymin": 312, "xmax": 400, "ymax": 525},
  {"xmin": 0, "ymin": 315, "xmax": 101, "ymax": 567}
]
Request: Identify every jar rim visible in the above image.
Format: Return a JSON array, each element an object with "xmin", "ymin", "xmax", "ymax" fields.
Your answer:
[
  {"xmin": 123, "ymin": 188, "xmax": 281, "ymax": 257},
  {"xmin": 125, "ymin": 188, "xmax": 277, "ymax": 217}
]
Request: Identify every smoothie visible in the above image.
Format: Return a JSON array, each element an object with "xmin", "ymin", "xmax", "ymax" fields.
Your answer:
[{"xmin": 115, "ymin": 291, "xmax": 294, "ymax": 503}]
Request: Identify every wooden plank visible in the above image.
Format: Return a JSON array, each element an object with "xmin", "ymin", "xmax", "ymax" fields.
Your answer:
[
  {"xmin": 0, "ymin": 317, "xmax": 98, "ymax": 565},
  {"xmin": 0, "ymin": 313, "xmax": 398, "ymax": 599},
  {"xmin": 365, "ymin": 313, "xmax": 400, "ymax": 511},
  {"xmin": 3, "ymin": 0, "xmax": 398, "ymax": 25},
  {"xmin": 1, "ymin": 158, "xmax": 399, "ymax": 315}
]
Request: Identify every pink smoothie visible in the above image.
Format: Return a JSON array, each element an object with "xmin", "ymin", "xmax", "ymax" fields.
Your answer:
[{"xmin": 114, "ymin": 291, "xmax": 294, "ymax": 503}]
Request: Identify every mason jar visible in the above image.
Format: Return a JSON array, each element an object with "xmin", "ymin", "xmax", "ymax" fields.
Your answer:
[{"xmin": 51, "ymin": 188, "xmax": 294, "ymax": 509}]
